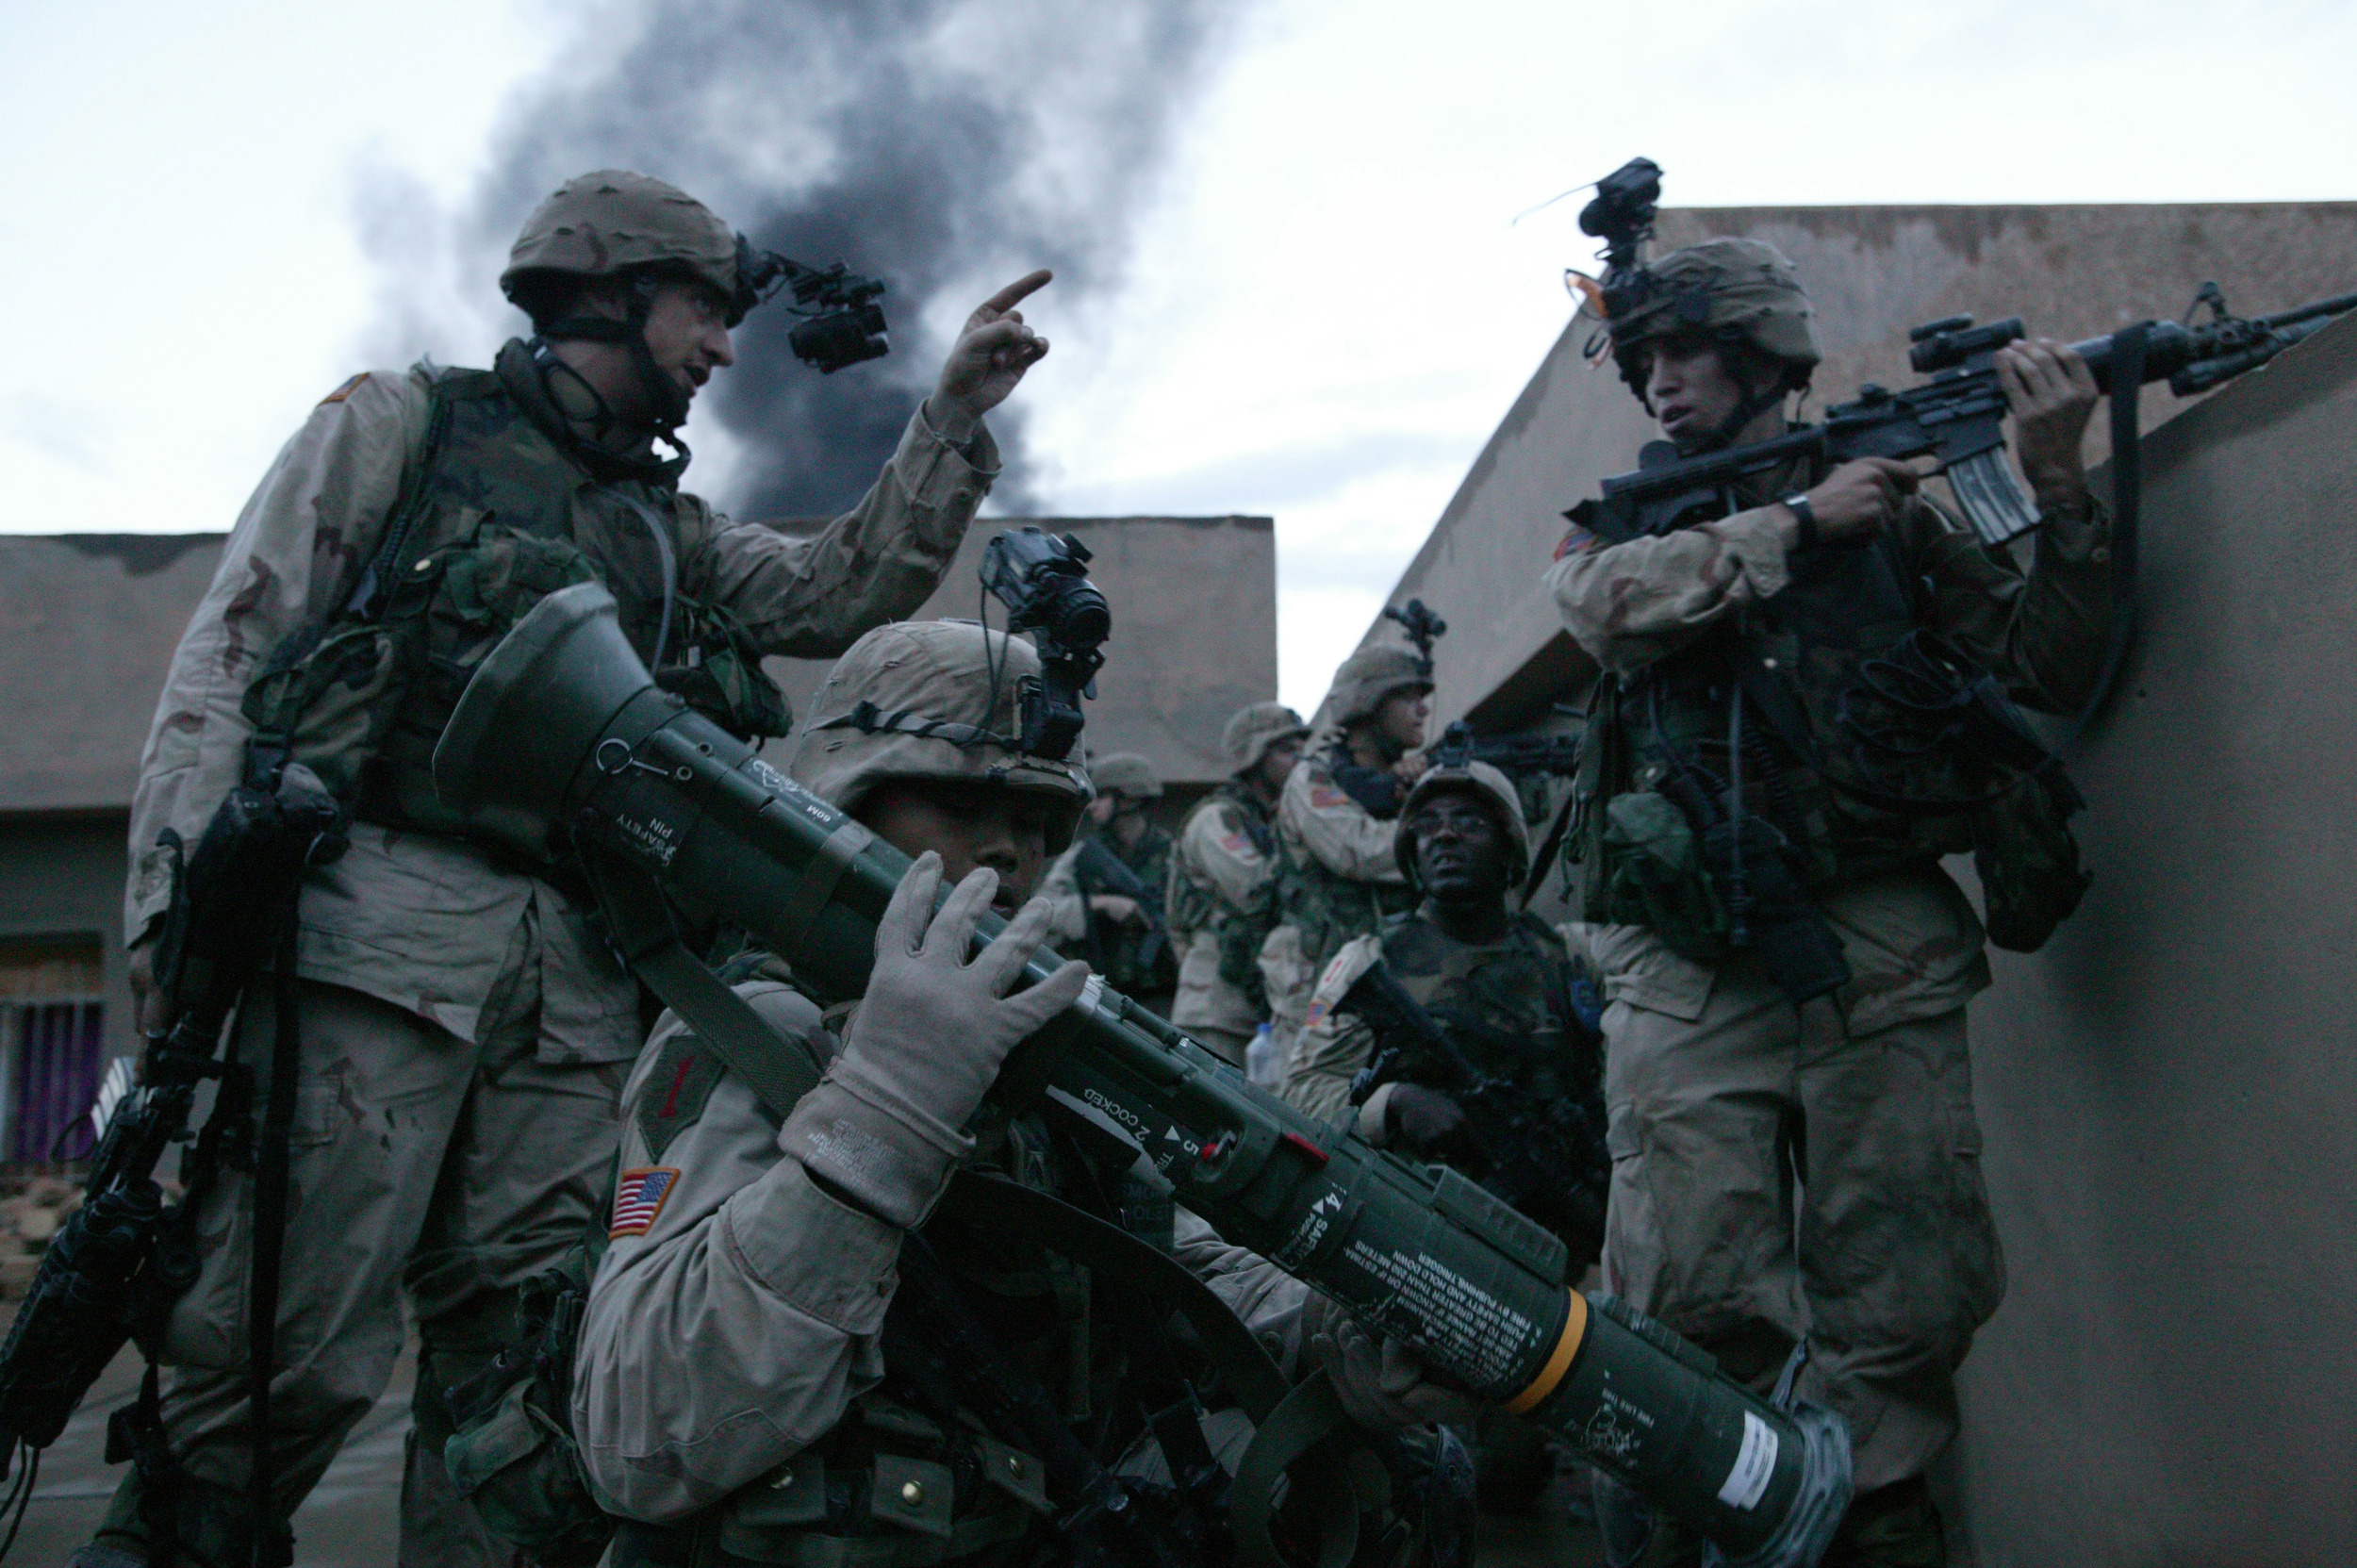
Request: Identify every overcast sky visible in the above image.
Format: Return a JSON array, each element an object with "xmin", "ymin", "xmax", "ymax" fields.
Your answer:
[{"xmin": 5, "ymin": 0, "xmax": 2351, "ymax": 713}]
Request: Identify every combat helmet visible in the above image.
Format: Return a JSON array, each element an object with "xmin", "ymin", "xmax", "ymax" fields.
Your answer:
[
  {"xmin": 1393, "ymin": 761, "xmax": 1532, "ymax": 890},
  {"xmin": 1222, "ymin": 701, "xmax": 1310, "ymax": 773},
  {"xmin": 1091, "ymin": 752, "xmax": 1162, "ymax": 801},
  {"xmin": 1603, "ymin": 238, "xmax": 1821, "ymax": 411},
  {"xmin": 1326, "ymin": 648, "xmax": 1433, "ymax": 730},
  {"xmin": 501, "ymin": 170, "xmax": 780, "ymax": 432},
  {"xmin": 786, "ymin": 620, "xmax": 1092, "ymax": 851}
]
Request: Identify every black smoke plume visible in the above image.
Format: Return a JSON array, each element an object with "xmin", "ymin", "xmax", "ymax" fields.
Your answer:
[{"xmin": 365, "ymin": 0, "xmax": 1244, "ymax": 519}]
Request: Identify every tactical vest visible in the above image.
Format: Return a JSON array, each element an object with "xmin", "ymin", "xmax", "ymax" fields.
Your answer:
[
  {"xmin": 1570, "ymin": 487, "xmax": 2088, "ymax": 955},
  {"xmin": 1365, "ymin": 911, "xmax": 1610, "ymax": 1269},
  {"xmin": 1271, "ymin": 749, "xmax": 1418, "ymax": 982},
  {"xmin": 242, "ymin": 342, "xmax": 789, "ymax": 846},
  {"xmin": 1378, "ymin": 912, "xmax": 1599, "ymax": 1108}
]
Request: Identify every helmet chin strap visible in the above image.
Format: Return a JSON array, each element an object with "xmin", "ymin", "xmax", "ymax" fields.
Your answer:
[
  {"xmin": 542, "ymin": 273, "xmax": 693, "ymax": 436},
  {"xmin": 1675, "ymin": 355, "xmax": 1794, "ymax": 455}
]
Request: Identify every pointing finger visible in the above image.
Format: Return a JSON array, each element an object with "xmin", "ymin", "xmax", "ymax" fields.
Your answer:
[{"xmin": 980, "ymin": 269, "xmax": 1053, "ymax": 315}]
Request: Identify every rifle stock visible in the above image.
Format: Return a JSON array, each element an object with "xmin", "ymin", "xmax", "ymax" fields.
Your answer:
[{"xmin": 435, "ymin": 586, "xmax": 1853, "ymax": 1568}]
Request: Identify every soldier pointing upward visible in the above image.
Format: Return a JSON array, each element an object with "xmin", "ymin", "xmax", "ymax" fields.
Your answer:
[{"xmin": 90, "ymin": 170, "xmax": 1055, "ymax": 1568}]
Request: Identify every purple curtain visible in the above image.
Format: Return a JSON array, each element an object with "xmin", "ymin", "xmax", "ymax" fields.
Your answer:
[{"xmin": 11, "ymin": 1001, "xmax": 104, "ymax": 1164}]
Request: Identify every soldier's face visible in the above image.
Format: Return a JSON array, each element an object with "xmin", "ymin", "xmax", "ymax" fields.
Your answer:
[
  {"xmin": 1377, "ymin": 690, "xmax": 1430, "ymax": 753},
  {"xmin": 856, "ymin": 781, "xmax": 1053, "ymax": 916},
  {"xmin": 639, "ymin": 282, "xmax": 737, "ymax": 404},
  {"xmin": 1645, "ymin": 338, "xmax": 1744, "ymax": 447},
  {"xmin": 1253, "ymin": 736, "xmax": 1304, "ymax": 791},
  {"xmin": 1409, "ymin": 793, "xmax": 1511, "ymax": 904}
]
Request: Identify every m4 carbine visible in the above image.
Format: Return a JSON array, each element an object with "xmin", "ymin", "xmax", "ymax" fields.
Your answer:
[
  {"xmin": 1073, "ymin": 837, "xmax": 1169, "ymax": 974},
  {"xmin": 0, "ymin": 767, "xmax": 344, "ymax": 1477},
  {"xmin": 1576, "ymin": 283, "xmax": 2357, "ymax": 549},
  {"xmin": 1430, "ymin": 718, "xmax": 1583, "ymax": 781},
  {"xmin": 1338, "ymin": 958, "xmax": 1610, "ymax": 1267},
  {"xmin": 432, "ymin": 585, "xmax": 1853, "ymax": 1568}
]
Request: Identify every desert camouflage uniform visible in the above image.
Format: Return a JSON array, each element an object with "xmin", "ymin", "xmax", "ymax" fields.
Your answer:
[
  {"xmin": 1259, "ymin": 741, "xmax": 1415, "ymax": 1054},
  {"xmin": 1548, "ymin": 473, "xmax": 2111, "ymax": 1491},
  {"xmin": 101, "ymin": 348, "xmax": 997, "ymax": 1561},
  {"xmin": 577, "ymin": 978, "xmax": 1314, "ymax": 1553},
  {"xmin": 1166, "ymin": 783, "xmax": 1278, "ymax": 1062}
]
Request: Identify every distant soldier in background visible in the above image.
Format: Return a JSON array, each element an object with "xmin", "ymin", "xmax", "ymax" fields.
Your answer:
[
  {"xmin": 1039, "ymin": 751, "xmax": 1178, "ymax": 1015},
  {"xmin": 1166, "ymin": 702, "xmax": 1309, "ymax": 1064},
  {"xmin": 1257, "ymin": 647, "xmax": 1431, "ymax": 1059},
  {"xmin": 1279, "ymin": 760, "xmax": 1607, "ymax": 1512}
]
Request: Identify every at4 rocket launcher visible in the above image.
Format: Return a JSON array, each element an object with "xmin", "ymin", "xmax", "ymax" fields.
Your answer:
[{"xmin": 433, "ymin": 584, "xmax": 1853, "ymax": 1568}]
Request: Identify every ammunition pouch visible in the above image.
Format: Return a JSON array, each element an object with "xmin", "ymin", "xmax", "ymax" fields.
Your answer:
[
  {"xmin": 440, "ymin": 1249, "xmax": 613, "ymax": 1568},
  {"xmin": 1595, "ymin": 790, "xmax": 1729, "ymax": 963}
]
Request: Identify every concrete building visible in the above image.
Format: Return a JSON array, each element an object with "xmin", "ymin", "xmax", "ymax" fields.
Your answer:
[
  {"xmin": 1354, "ymin": 202, "xmax": 2357, "ymax": 1560},
  {"xmin": 0, "ymin": 516, "xmax": 1272, "ymax": 1164}
]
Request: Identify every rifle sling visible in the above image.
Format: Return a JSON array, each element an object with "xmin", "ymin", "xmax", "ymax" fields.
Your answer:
[{"xmin": 2072, "ymin": 321, "xmax": 2145, "ymax": 735}]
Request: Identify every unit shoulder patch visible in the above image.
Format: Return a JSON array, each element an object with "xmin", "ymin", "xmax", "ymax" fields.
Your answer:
[
  {"xmin": 319, "ymin": 371, "xmax": 371, "ymax": 405},
  {"xmin": 636, "ymin": 1033, "xmax": 725, "ymax": 1162}
]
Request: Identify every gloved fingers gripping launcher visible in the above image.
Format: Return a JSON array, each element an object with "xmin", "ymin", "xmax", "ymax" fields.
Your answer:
[{"xmin": 432, "ymin": 585, "xmax": 1852, "ymax": 1568}]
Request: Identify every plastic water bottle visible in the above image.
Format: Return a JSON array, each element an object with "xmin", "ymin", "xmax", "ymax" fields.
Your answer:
[{"xmin": 1245, "ymin": 1022, "xmax": 1278, "ymax": 1087}]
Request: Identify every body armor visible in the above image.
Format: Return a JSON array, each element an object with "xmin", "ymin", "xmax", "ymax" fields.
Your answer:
[
  {"xmin": 243, "ymin": 340, "xmax": 789, "ymax": 845},
  {"xmin": 1571, "ymin": 476, "xmax": 2087, "ymax": 957}
]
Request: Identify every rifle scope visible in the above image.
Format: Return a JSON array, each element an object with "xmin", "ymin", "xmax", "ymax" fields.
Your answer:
[{"xmin": 433, "ymin": 585, "xmax": 1852, "ymax": 1568}]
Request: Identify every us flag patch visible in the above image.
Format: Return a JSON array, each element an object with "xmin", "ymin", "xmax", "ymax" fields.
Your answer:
[
  {"xmin": 318, "ymin": 371, "xmax": 370, "ymax": 405},
  {"xmin": 609, "ymin": 1167, "xmax": 681, "ymax": 1237},
  {"xmin": 1304, "ymin": 1000, "xmax": 1329, "ymax": 1030},
  {"xmin": 1309, "ymin": 787, "xmax": 1350, "ymax": 810}
]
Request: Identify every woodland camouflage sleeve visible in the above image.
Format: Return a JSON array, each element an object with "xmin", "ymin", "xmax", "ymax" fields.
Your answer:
[
  {"xmin": 1544, "ymin": 506, "xmax": 1794, "ymax": 675},
  {"xmin": 1908, "ymin": 491, "xmax": 2116, "ymax": 715},
  {"xmin": 686, "ymin": 405, "xmax": 1002, "ymax": 658}
]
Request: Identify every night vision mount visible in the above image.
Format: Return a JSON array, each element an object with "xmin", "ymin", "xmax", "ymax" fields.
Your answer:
[
  {"xmin": 735, "ymin": 239, "xmax": 892, "ymax": 373},
  {"xmin": 1572, "ymin": 157, "xmax": 1664, "ymax": 355},
  {"xmin": 981, "ymin": 527, "xmax": 1111, "ymax": 762}
]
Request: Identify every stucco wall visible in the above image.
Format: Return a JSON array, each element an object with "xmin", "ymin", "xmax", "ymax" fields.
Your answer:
[{"xmin": 1950, "ymin": 307, "xmax": 2357, "ymax": 1562}]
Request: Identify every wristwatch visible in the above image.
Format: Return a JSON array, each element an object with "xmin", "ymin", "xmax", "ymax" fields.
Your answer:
[{"xmin": 1779, "ymin": 492, "xmax": 1819, "ymax": 551}]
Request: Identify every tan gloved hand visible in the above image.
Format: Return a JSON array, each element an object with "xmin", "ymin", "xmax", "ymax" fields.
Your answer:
[
  {"xmin": 1306, "ymin": 1296, "xmax": 1481, "ymax": 1429},
  {"xmin": 781, "ymin": 852, "xmax": 1090, "ymax": 1227}
]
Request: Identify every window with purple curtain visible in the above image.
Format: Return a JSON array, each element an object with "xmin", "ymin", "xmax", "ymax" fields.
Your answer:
[{"xmin": 8, "ymin": 1000, "xmax": 104, "ymax": 1165}]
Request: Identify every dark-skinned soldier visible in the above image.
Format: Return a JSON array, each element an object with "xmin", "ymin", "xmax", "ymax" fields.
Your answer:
[
  {"xmin": 1548, "ymin": 238, "xmax": 2109, "ymax": 1565},
  {"xmin": 1277, "ymin": 761, "xmax": 1607, "ymax": 1514},
  {"xmin": 89, "ymin": 171, "xmax": 1055, "ymax": 1568}
]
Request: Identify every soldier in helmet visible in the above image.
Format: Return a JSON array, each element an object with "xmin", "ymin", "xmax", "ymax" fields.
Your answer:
[
  {"xmin": 1256, "ymin": 647, "xmax": 1432, "ymax": 1065},
  {"xmin": 1279, "ymin": 761, "xmax": 1607, "ymax": 1513},
  {"xmin": 1550, "ymin": 238, "xmax": 2112, "ymax": 1561},
  {"xmin": 88, "ymin": 171, "xmax": 1055, "ymax": 1566},
  {"xmin": 572, "ymin": 619, "xmax": 1475, "ymax": 1566},
  {"xmin": 1166, "ymin": 701, "xmax": 1310, "ymax": 1064},
  {"xmin": 1037, "ymin": 751, "xmax": 1178, "ymax": 1015}
]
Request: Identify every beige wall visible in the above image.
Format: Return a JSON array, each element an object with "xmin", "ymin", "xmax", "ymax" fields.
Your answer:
[{"xmin": 1949, "ymin": 309, "xmax": 2357, "ymax": 1562}]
